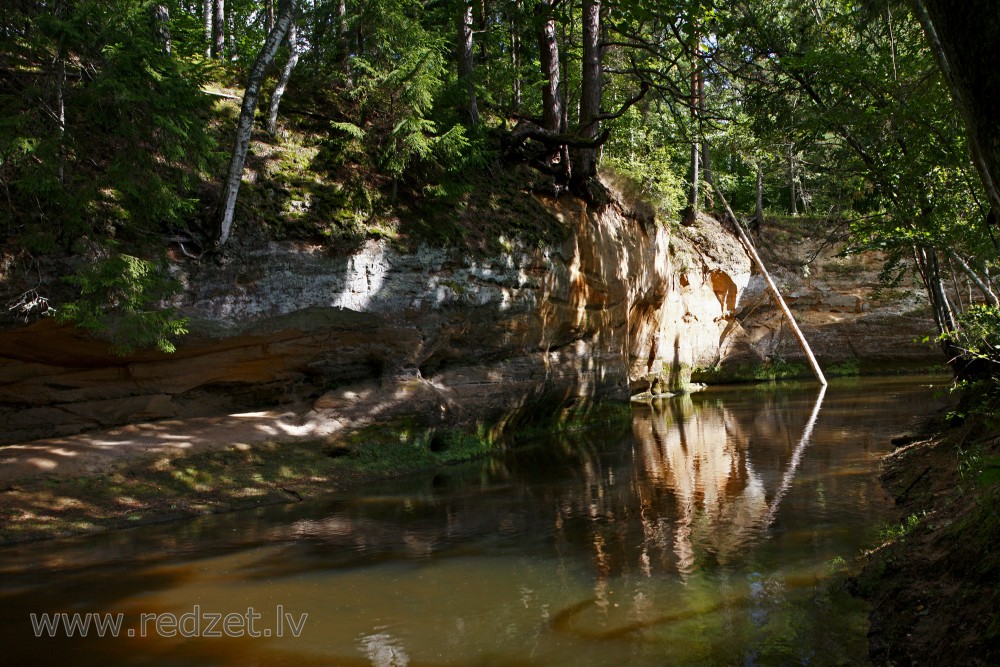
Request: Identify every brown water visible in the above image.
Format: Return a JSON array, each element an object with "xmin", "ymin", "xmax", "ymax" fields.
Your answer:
[{"xmin": 0, "ymin": 376, "xmax": 947, "ymax": 666}]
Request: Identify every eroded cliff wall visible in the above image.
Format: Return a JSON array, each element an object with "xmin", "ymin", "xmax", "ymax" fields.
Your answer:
[
  {"xmin": 0, "ymin": 197, "xmax": 752, "ymax": 444},
  {"xmin": 0, "ymin": 195, "xmax": 947, "ymax": 447}
]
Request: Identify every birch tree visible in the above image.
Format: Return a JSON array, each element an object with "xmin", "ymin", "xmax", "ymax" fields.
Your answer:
[
  {"xmin": 213, "ymin": 0, "xmax": 298, "ymax": 249},
  {"xmin": 266, "ymin": 21, "xmax": 301, "ymax": 133},
  {"xmin": 458, "ymin": 0, "xmax": 480, "ymax": 125}
]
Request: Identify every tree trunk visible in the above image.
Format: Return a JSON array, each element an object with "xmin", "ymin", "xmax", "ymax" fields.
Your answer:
[
  {"xmin": 267, "ymin": 22, "xmax": 299, "ymax": 134},
  {"xmin": 510, "ymin": 12, "xmax": 521, "ymax": 112},
  {"xmin": 213, "ymin": 0, "xmax": 297, "ymax": 249},
  {"xmin": 948, "ymin": 250, "xmax": 1000, "ymax": 306},
  {"xmin": 688, "ymin": 140, "xmax": 700, "ymax": 216},
  {"xmin": 203, "ymin": 0, "xmax": 213, "ymax": 58},
  {"xmin": 149, "ymin": 4, "xmax": 171, "ymax": 55},
  {"xmin": 212, "ymin": 0, "xmax": 224, "ymax": 59},
  {"xmin": 536, "ymin": 0, "xmax": 561, "ymax": 134},
  {"xmin": 458, "ymin": 1, "xmax": 480, "ymax": 125},
  {"xmin": 788, "ymin": 143, "xmax": 797, "ymax": 215},
  {"xmin": 266, "ymin": 0, "xmax": 274, "ymax": 32},
  {"xmin": 715, "ymin": 182, "xmax": 828, "ymax": 386},
  {"xmin": 686, "ymin": 32, "xmax": 700, "ymax": 218},
  {"xmin": 914, "ymin": 245, "xmax": 957, "ymax": 336},
  {"xmin": 54, "ymin": 0, "xmax": 66, "ymax": 186},
  {"xmin": 755, "ymin": 160, "xmax": 764, "ymax": 228},
  {"xmin": 337, "ymin": 0, "xmax": 350, "ymax": 80},
  {"xmin": 570, "ymin": 0, "xmax": 602, "ymax": 191},
  {"xmin": 915, "ymin": 0, "xmax": 1000, "ymax": 222},
  {"xmin": 477, "ymin": 0, "xmax": 488, "ymax": 64},
  {"xmin": 699, "ymin": 70, "xmax": 714, "ymax": 209},
  {"xmin": 225, "ymin": 0, "xmax": 234, "ymax": 60}
]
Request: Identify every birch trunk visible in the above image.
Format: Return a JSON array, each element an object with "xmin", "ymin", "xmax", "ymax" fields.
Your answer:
[
  {"xmin": 203, "ymin": 0, "xmax": 212, "ymax": 58},
  {"xmin": 266, "ymin": 22, "xmax": 300, "ymax": 134},
  {"xmin": 458, "ymin": 2, "xmax": 480, "ymax": 125},
  {"xmin": 948, "ymin": 250, "xmax": 1000, "ymax": 306},
  {"xmin": 914, "ymin": 245, "xmax": 957, "ymax": 336},
  {"xmin": 213, "ymin": 0, "xmax": 297, "ymax": 249}
]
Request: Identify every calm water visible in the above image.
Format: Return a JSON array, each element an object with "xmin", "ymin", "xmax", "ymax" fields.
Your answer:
[{"xmin": 0, "ymin": 376, "xmax": 947, "ymax": 666}]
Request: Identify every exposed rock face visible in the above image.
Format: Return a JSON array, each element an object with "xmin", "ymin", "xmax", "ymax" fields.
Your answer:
[
  {"xmin": 711, "ymin": 227, "xmax": 943, "ymax": 379},
  {"xmin": 0, "ymin": 197, "xmax": 753, "ymax": 445},
  {"xmin": 0, "ymin": 200, "xmax": 944, "ymax": 447}
]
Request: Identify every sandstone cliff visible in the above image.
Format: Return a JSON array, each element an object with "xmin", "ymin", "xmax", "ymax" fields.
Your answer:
[{"xmin": 0, "ymin": 197, "xmax": 943, "ymax": 448}]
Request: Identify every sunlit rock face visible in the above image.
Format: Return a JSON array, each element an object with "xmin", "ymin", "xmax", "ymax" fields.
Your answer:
[
  {"xmin": 713, "ymin": 231, "xmax": 941, "ymax": 379},
  {"xmin": 0, "ymin": 195, "xmax": 943, "ymax": 445},
  {"xmin": 0, "ymin": 196, "xmax": 751, "ymax": 443}
]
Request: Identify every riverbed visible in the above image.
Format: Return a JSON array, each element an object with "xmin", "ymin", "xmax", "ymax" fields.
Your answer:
[{"xmin": 0, "ymin": 376, "xmax": 947, "ymax": 666}]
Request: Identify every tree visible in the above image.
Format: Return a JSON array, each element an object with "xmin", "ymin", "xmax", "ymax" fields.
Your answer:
[
  {"xmin": 915, "ymin": 0, "xmax": 1000, "ymax": 223},
  {"xmin": 570, "ymin": 0, "xmax": 602, "ymax": 190},
  {"xmin": 536, "ymin": 0, "xmax": 562, "ymax": 133},
  {"xmin": 212, "ymin": 0, "xmax": 225, "ymax": 59},
  {"xmin": 266, "ymin": 20, "xmax": 302, "ymax": 133},
  {"xmin": 213, "ymin": 0, "xmax": 298, "ymax": 248},
  {"xmin": 457, "ymin": 0, "xmax": 481, "ymax": 124}
]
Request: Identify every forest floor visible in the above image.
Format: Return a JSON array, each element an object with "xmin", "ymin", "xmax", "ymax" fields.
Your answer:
[{"xmin": 853, "ymin": 400, "xmax": 1000, "ymax": 665}]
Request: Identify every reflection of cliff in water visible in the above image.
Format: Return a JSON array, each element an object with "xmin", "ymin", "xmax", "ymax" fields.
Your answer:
[
  {"xmin": 189, "ymin": 390, "xmax": 830, "ymax": 585},
  {"xmin": 629, "ymin": 389, "xmax": 824, "ymax": 576},
  {"xmin": 633, "ymin": 396, "xmax": 766, "ymax": 574}
]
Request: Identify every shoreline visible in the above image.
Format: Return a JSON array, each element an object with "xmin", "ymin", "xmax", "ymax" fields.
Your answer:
[
  {"xmin": 0, "ymin": 397, "xmax": 632, "ymax": 545},
  {"xmin": 853, "ymin": 403, "xmax": 1000, "ymax": 665}
]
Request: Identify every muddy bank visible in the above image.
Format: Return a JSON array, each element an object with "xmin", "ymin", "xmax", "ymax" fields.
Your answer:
[{"xmin": 853, "ymin": 402, "xmax": 1000, "ymax": 665}]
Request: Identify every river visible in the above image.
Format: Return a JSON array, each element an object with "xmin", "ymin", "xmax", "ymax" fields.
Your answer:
[{"xmin": 0, "ymin": 375, "xmax": 947, "ymax": 666}]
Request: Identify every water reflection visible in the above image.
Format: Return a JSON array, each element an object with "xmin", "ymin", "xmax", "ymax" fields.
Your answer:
[
  {"xmin": 0, "ymin": 377, "xmax": 948, "ymax": 666},
  {"xmin": 562, "ymin": 384, "xmax": 829, "ymax": 588}
]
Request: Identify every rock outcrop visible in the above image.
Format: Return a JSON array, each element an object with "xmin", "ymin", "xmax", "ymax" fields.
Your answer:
[
  {"xmin": 0, "ymin": 197, "xmax": 944, "ymax": 447},
  {"xmin": 707, "ymin": 223, "xmax": 942, "ymax": 380},
  {"xmin": 0, "ymin": 195, "xmax": 752, "ymax": 445}
]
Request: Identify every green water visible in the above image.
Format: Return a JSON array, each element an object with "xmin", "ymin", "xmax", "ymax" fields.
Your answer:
[{"xmin": 0, "ymin": 376, "xmax": 948, "ymax": 666}]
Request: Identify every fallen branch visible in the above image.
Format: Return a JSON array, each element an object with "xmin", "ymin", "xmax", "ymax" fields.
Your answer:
[
  {"xmin": 200, "ymin": 88, "xmax": 240, "ymax": 100},
  {"xmin": 713, "ymin": 182, "xmax": 828, "ymax": 386}
]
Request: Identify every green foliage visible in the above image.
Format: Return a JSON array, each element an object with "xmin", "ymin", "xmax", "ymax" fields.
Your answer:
[
  {"xmin": 346, "ymin": 423, "xmax": 495, "ymax": 473},
  {"xmin": 603, "ymin": 120, "xmax": 688, "ymax": 223},
  {"xmin": 939, "ymin": 305, "xmax": 1000, "ymax": 368},
  {"xmin": 56, "ymin": 252, "xmax": 188, "ymax": 354},
  {"xmin": 0, "ymin": 0, "xmax": 217, "ymax": 248},
  {"xmin": 958, "ymin": 442, "xmax": 1000, "ymax": 488},
  {"xmin": 878, "ymin": 512, "xmax": 926, "ymax": 542},
  {"xmin": 826, "ymin": 358, "xmax": 861, "ymax": 377},
  {"xmin": 348, "ymin": 40, "xmax": 471, "ymax": 186}
]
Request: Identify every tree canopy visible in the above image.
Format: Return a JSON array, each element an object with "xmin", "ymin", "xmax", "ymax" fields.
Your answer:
[{"xmin": 1, "ymin": 0, "xmax": 996, "ymax": 367}]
